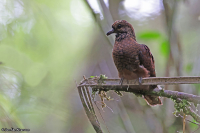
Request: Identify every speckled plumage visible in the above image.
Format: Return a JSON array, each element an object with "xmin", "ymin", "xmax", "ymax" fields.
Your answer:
[{"xmin": 107, "ymin": 20, "xmax": 162, "ymax": 106}]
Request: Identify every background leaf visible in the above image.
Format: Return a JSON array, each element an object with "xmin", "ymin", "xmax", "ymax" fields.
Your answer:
[
  {"xmin": 160, "ymin": 40, "xmax": 170, "ymax": 57},
  {"xmin": 138, "ymin": 31, "xmax": 161, "ymax": 40}
]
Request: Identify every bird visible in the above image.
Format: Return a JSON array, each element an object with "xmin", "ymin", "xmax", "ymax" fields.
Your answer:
[{"xmin": 106, "ymin": 20, "xmax": 162, "ymax": 106}]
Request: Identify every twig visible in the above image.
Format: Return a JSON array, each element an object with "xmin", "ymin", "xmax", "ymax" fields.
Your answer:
[
  {"xmin": 183, "ymin": 105, "xmax": 200, "ymax": 123},
  {"xmin": 183, "ymin": 114, "xmax": 186, "ymax": 133},
  {"xmin": 178, "ymin": 114, "xmax": 200, "ymax": 133},
  {"xmin": 178, "ymin": 114, "xmax": 200, "ymax": 126},
  {"xmin": 80, "ymin": 77, "xmax": 200, "ymax": 86},
  {"xmin": 79, "ymin": 77, "xmax": 200, "ymax": 104},
  {"xmin": 174, "ymin": 98, "xmax": 200, "ymax": 132},
  {"xmin": 77, "ymin": 76, "xmax": 200, "ymax": 132}
]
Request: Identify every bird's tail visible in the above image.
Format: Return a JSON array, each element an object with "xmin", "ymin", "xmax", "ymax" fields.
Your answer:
[
  {"xmin": 144, "ymin": 95, "xmax": 162, "ymax": 106},
  {"xmin": 144, "ymin": 85, "xmax": 162, "ymax": 106}
]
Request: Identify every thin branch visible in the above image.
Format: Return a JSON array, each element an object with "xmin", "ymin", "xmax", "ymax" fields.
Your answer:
[
  {"xmin": 78, "ymin": 77, "xmax": 200, "ymax": 104},
  {"xmin": 149, "ymin": 89, "xmax": 200, "ymax": 104},
  {"xmin": 178, "ymin": 114, "xmax": 200, "ymax": 133},
  {"xmin": 79, "ymin": 86, "xmax": 200, "ymax": 105},
  {"xmin": 178, "ymin": 114, "xmax": 200, "ymax": 126},
  {"xmin": 78, "ymin": 76, "xmax": 200, "ymax": 132},
  {"xmin": 175, "ymin": 98, "xmax": 200, "ymax": 123},
  {"xmin": 183, "ymin": 113, "xmax": 186, "ymax": 133},
  {"xmin": 185, "ymin": 106, "xmax": 200, "ymax": 123},
  {"xmin": 80, "ymin": 76, "xmax": 200, "ymax": 86}
]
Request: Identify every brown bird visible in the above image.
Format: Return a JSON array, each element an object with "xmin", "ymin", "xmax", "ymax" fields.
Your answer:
[{"xmin": 106, "ymin": 20, "xmax": 162, "ymax": 106}]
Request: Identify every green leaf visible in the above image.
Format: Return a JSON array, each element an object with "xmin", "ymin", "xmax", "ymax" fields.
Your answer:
[
  {"xmin": 160, "ymin": 40, "xmax": 170, "ymax": 57},
  {"xmin": 138, "ymin": 31, "xmax": 161, "ymax": 40}
]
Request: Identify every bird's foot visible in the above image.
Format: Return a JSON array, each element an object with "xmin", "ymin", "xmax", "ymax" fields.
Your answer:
[
  {"xmin": 119, "ymin": 77, "xmax": 124, "ymax": 86},
  {"xmin": 127, "ymin": 79, "xmax": 129, "ymax": 84},
  {"xmin": 133, "ymin": 77, "xmax": 142, "ymax": 85},
  {"xmin": 126, "ymin": 79, "xmax": 129, "ymax": 91},
  {"xmin": 138, "ymin": 77, "xmax": 143, "ymax": 85}
]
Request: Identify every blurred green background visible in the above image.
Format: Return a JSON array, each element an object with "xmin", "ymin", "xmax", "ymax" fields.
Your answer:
[{"xmin": 0, "ymin": 0, "xmax": 200, "ymax": 133}]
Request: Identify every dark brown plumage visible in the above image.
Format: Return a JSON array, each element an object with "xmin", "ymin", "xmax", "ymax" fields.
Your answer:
[{"xmin": 107, "ymin": 20, "xmax": 162, "ymax": 106}]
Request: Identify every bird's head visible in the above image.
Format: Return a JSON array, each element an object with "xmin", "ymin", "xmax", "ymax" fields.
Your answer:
[{"xmin": 106, "ymin": 20, "xmax": 135, "ymax": 38}]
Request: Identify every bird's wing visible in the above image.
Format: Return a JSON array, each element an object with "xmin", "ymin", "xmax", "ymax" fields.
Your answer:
[{"xmin": 139, "ymin": 44, "xmax": 156, "ymax": 77}]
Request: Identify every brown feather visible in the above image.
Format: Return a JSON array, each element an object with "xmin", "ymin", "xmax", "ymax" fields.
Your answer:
[{"xmin": 108, "ymin": 20, "xmax": 162, "ymax": 106}]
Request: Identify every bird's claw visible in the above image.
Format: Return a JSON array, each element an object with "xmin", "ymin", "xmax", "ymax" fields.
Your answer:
[
  {"xmin": 127, "ymin": 79, "xmax": 129, "ymax": 84},
  {"xmin": 119, "ymin": 77, "xmax": 124, "ymax": 86},
  {"xmin": 133, "ymin": 77, "xmax": 142, "ymax": 85},
  {"xmin": 138, "ymin": 77, "xmax": 142, "ymax": 85}
]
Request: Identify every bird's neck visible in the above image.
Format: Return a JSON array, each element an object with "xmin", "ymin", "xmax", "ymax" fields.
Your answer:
[{"xmin": 115, "ymin": 32, "xmax": 136, "ymax": 42}]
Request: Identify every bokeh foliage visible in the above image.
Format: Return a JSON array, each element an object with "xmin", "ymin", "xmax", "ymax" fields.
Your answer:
[
  {"xmin": 0, "ymin": 0, "xmax": 95, "ymax": 132},
  {"xmin": 0, "ymin": 0, "xmax": 200, "ymax": 133}
]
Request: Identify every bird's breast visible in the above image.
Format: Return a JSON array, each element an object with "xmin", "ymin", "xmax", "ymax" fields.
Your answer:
[{"xmin": 112, "ymin": 43, "xmax": 140, "ymax": 72}]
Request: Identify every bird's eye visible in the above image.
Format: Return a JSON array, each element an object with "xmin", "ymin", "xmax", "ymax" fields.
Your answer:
[{"xmin": 117, "ymin": 24, "xmax": 121, "ymax": 29}]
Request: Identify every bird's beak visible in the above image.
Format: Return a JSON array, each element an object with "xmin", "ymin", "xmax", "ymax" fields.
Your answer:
[{"xmin": 106, "ymin": 28, "xmax": 115, "ymax": 36}]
